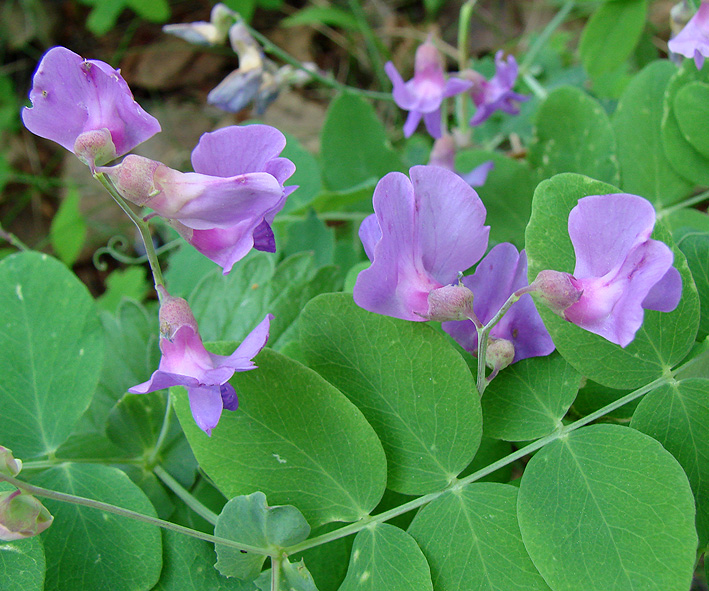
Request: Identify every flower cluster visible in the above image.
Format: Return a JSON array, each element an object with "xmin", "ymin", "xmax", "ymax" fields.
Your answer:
[
  {"xmin": 22, "ymin": 46, "xmax": 289, "ymax": 433},
  {"xmin": 386, "ymin": 40, "xmax": 528, "ymax": 139}
]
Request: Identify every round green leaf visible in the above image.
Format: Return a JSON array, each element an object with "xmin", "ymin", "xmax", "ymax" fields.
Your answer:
[
  {"xmin": 612, "ymin": 61, "xmax": 692, "ymax": 207},
  {"xmin": 215, "ymin": 492, "xmax": 310, "ymax": 580},
  {"xmin": 631, "ymin": 378, "xmax": 709, "ymax": 547},
  {"xmin": 30, "ymin": 464, "xmax": 162, "ymax": 591},
  {"xmin": 339, "ymin": 523, "xmax": 433, "ymax": 591},
  {"xmin": 525, "ymin": 173, "xmax": 700, "ymax": 388},
  {"xmin": 674, "ymin": 81, "xmax": 709, "ymax": 160},
  {"xmin": 661, "ymin": 60, "xmax": 709, "ymax": 186},
  {"xmin": 517, "ymin": 424, "xmax": 697, "ymax": 591},
  {"xmin": 408, "ymin": 483, "xmax": 551, "ymax": 591},
  {"xmin": 528, "ymin": 86, "xmax": 619, "ymax": 185},
  {"xmin": 300, "ymin": 293, "xmax": 482, "ymax": 495},
  {"xmin": 482, "ymin": 352, "xmax": 581, "ymax": 441},
  {"xmin": 677, "ymin": 232, "xmax": 709, "ymax": 339},
  {"xmin": 172, "ymin": 347, "xmax": 387, "ymax": 527},
  {"xmin": 0, "ymin": 252, "xmax": 104, "ymax": 458}
]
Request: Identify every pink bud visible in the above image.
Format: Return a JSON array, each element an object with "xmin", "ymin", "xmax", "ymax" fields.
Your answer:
[
  {"xmin": 531, "ymin": 270, "xmax": 584, "ymax": 315},
  {"xmin": 102, "ymin": 155, "xmax": 161, "ymax": 206},
  {"xmin": 73, "ymin": 128, "xmax": 117, "ymax": 168},
  {"xmin": 426, "ymin": 283, "xmax": 475, "ymax": 322},
  {"xmin": 157, "ymin": 286, "xmax": 199, "ymax": 340},
  {"xmin": 0, "ymin": 490, "xmax": 53, "ymax": 541},
  {"xmin": 0, "ymin": 447, "xmax": 22, "ymax": 477},
  {"xmin": 485, "ymin": 338, "xmax": 515, "ymax": 372}
]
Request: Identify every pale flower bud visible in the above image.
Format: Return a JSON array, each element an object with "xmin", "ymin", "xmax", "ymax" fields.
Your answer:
[
  {"xmin": 0, "ymin": 490, "xmax": 53, "ymax": 541},
  {"xmin": 426, "ymin": 283, "xmax": 475, "ymax": 322},
  {"xmin": 0, "ymin": 447, "xmax": 22, "ymax": 477},
  {"xmin": 531, "ymin": 270, "xmax": 584, "ymax": 316},
  {"xmin": 485, "ymin": 338, "xmax": 515, "ymax": 372},
  {"xmin": 73, "ymin": 128, "xmax": 117, "ymax": 168},
  {"xmin": 157, "ymin": 286, "xmax": 199, "ymax": 340}
]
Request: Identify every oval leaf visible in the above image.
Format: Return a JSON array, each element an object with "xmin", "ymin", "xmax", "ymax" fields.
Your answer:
[
  {"xmin": 30, "ymin": 464, "xmax": 162, "ymax": 591},
  {"xmin": 0, "ymin": 252, "xmax": 104, "ymax": 458},
  {"xmin": 517, "ymin": 424, "xmax": 697, "ymax": 591},
  {"xmin": 408, "ymin": 483, "xmax": 551, "ymax": 591},
  {"xmin": 300, "ymin": 293, "xmax": 482, "ymax": 495},
  {"xmin": 172, "ymin": 347, "xmax": 387, "ymax": 527}
]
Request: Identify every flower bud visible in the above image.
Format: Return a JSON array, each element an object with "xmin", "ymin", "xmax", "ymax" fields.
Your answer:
[
  {"xmin": 0, "ymin": 447, "xmax": 22, "ymax": 477},
  {"xmin": 73, "ymin": 128, "xmax": 117, "ymax": 168},
  {"xmin": 531, "ymin": 270, "xmax": 583, "ymax": 316},
  {"xmin": 103, "ymin": 155, "xmax": 161, "ymax": 207},
  {"xmin": 0, "ymin": 490, "xmax": 53, "ymax": 541},
  {"xmin": 426, "ymin": 283, "xmax": 475, "ymax": 322},
  {"xmin": 157, "ymin": 286, "xmax": 199, "ymax": 340},
  {"xmin": 485, "ymin": 338, "xmax": 515, "ymax": 372}
]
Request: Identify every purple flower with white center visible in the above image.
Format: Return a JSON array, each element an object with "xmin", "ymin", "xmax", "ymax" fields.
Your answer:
[
  {"xmin": 353, "ymin": 165, "xmax": 489, "ymax": 322},
  {"xmin": 129, "ymin": 287, "xmax": 272, "ymax": 436},
  {"xmin": 532, "ymin": 194, "xmax": 682, "ymax": 348},
  {"xmin": 443, "ymin": 243, "xmax": 555, "ymax": 368},
  {"xmin": 428, "ymin": 135, "xmax": 495, "ymax": 187},
  {"xmin": 669, "ymin": 2, "xmax": 709, "ymax": 69},
  {"xmin": 21, "ymin": 46, "xmax": 160, "ymax": 168},
  {"xmin": 104, "ymin": 124, "xmax": 295, "ymax": 274},
  {"xmin": 385, "ymin": 40, "xmax": 472, "ymax": 139},
  {"xmin": 466, "ymin": 51, "xmax": 528, "ymax": 126}
]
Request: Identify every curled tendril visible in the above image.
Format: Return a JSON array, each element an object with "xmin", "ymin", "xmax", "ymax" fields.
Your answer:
[{"xmin": 92, "ymin": 235, "xmax": 181, "ymax": 271}]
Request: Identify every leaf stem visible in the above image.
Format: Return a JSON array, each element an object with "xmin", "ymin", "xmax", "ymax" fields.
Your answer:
[
  {"xmin": 147, "ymin": 396, "xmax": 172, "ymax": 467},
  {"xmin": 520, "ymin": 0, "xmax": 576, "ymax": 72},
  {"xmin": 283, "ymin": 373, "xmax": 672, "ymax": 555},
  {"xmin": 455, "ymin": 0, "xmax": 478, "ymax": 137},
  {"xmin": 347, "ymin": 0, "xmax": 389, "ymax": 90},
  {"xmin": 94, "ymin": 171, "xmax": 165, "ymax": 290},
  {"xmin": 657, "ymin": 189, "xmax": 709, "ymax": 220},
  {"xmin": 153, "ymin": 465, "xmax": 219, "ymax": 526},
  {"xmin": 271, "ymin": 554, "xmax": 282, "ymax": 591},
  {"xmin": 0, "ymin": 472, "xmax": 272, "ymax": 556}
]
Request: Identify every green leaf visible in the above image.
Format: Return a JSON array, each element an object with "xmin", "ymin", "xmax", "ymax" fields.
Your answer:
[
  {"xmin": 525, "ymin": 173, "xmax": 700, "ymax": 388},
  {"xmin": 612, "ymin": 61, "xmax": 693, "ymax": 207},
  {"xmin": 320, "ymin": 94, "xmax": 404, "ymax": 191},
  {"xmin": 163, "ymin": 243, "xmax": 219, "ymax": 299},
  {"xmin": 291, "ymin": 522, "xmax": 352, "ymax": 591},
  {"xmin": 125, "ymin": 0, "xmax": 169, "ymax": 22},
  {"xmin": 674, "ymin": 81, "xmax": 709, "ymax": 159},
  {"xmin": 50, "ymin": 187, "xmax": 86, "ymax": 267},
  {"xmin": 279, "ymin": 133, "xmax": 322, "ymax": 214},
  {"xmin": 677, "ymin": 232, "xmax": 709, "ymax": 339},
  {"xmin": 300, "ymin": 293, "xmax": 482, "ymax": 495},
  {"xmin": 95, "ymin": 267, "xmax": 149, "ymax": 312},
  {"xmin": 517, "ymin": 424, "xmax": 697, "ymax": 591},
  {"xmin": 84, "ymin": 0, "xmax": 124, "ymax": 35},
  {"xmin": 172, "ymin": 347, "xmax": 387, "ymax": 527},
  {"xmin": 408, "ymin": 483, "xmax": 551, "ymax": 591},
  {"xmin": 281, "ymin": 6, "xmax": 359, "ymax": 30},
  {"xmin": 30, "ymin": 464, "xmax": 162, "ymax": 591},
  {"xmin": 631, "ymin": 378, "xmax": 709, "ymax": 548},
  {"xmin": 282, "ymin": 210, "xmax": 334, "ymax": 267},
  {"xmin": 188, "ymin": 251, "xmax": 339, "ymax": 351},
  {"xmin": 215, "ymin": 492, "xmax": 310, "ymax": 580},
  {"xmin": 80, "ymin": 299, "xmax": 158, "ymax": 433},
  {"xmin": 528, "ymin": 87, "xmax": 620, "ymax": 185},
  {"xmin": 458, "ymin": 436, "xmax": 514, "ymax": 483},
  {"xmin": 339, "ymin": 523, "xmax": 433, "ymax": 591},
  {"xmin": 661, "ymin": 60, "xmax": 709, "ymax": 186},
  {"xmin": 0, "ymin": 522, "xmax": 45, "ymax": 591},
  {"xmin": 455, "ymin": 150, "xmax": 535, "ymax": 247},
  {"xmin": 572, "ymin": 380, "xmax": 638, "ymax": 420},
  {"xmin": 579, "ymin": 0, "xmax": 648, "ymax": 79},
  {"xmin": 153, "ymin": 529, "xmax": 257, "ymax": 590},
  {"xmin": 255, "ymin": 558, "xmax": 318, "ymax": 591},
  {"xmin": 0, "ymin": 252, "xmax": 104, "ymax": 458},
  {"xmin": 105, "ymin": 391, "xmax": 167, "ymax": 455},
  {"xmin": 482, "ymin": 352, "xmax": 581, "ymax": 441}
]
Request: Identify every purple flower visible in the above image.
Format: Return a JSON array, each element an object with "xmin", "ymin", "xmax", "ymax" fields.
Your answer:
[
  {"xmin": 163, "ymin": 3, "xmax": 238, "ymax": 47},
  {"xmin": 21, "ymin": 46, "xmax": 160, "ymax": 168},
  {"xmin": 129, "ymin": 287, "xmax": 272, "ymax": 436},
  {"xmin": 353, "ymin": 165, "xmax": 489, "ymax": 321},
  {"xmin": 443, "ymin": 243, "xmax": 555, "ymax": 366},
  {"xmin": 104, "ymin": 124, "xmax": 295, "ymax": 274},
  {"xmin": 385, "ymin": 41, "xmax": 472, "ymax": 138},
  {"xmin": 669, "ymin": 2, "xmax": 709, "ymax": 69},
  {"xmin": 428, "ymin": 135, "xmax": 495, "ymax": 187},
  {"xmin": 532, "ymin": 194, "xmax": 682, "ymax": 348},
  {"xmin": 466, "ymin": 51, "xmax": 528, "ymax": 126}
]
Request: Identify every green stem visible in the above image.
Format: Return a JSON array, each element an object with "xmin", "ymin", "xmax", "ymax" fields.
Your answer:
[
  {"xmin": 348, "ymin": 0, "xmax": 389, "ymax": 90},
  {"xmin": 456, "ymin": 0, "xmax": 478, "ymax": 137},
  {"xmin": 95, "ymin": 172, "xmax": 165, "ymax": 290},
  {"xmin": 520, "ymin": 1, "xmax": 576, "ymax": 72},
  {"xmin": 0, "ymin": 472, "xmax": 273, "ymax": 556},
  {"xmin": 153, "ymin": 465, "xmax": 219, "ymax": 526},
  {"xmin": 283, "ymin": 373, "xmax": 672, "ymax": 555},
  {"xmin": 522, "ymin": 73, "xmax": 548, "ymax": 100},
  {"xmin": 657, "ymin": 189, "xmax": 709, "ymax": 219},
  {"xmin": 22, "ymin": 458, "xmax": 144, "ymax": 470},
  {"xmin": 147, "ymin": 396, "xmax": 172, "ymax": 467},
  {"xmin": 246, "ymin": 25, "xmax": 393, "ymax": 101},
  {"xmin": 271, "ymin": 555, "xmax": 282, "ymax": 591},
  {"xmin": 0, "ymin": 224, "xmax": 30, "ymax": 251}
]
